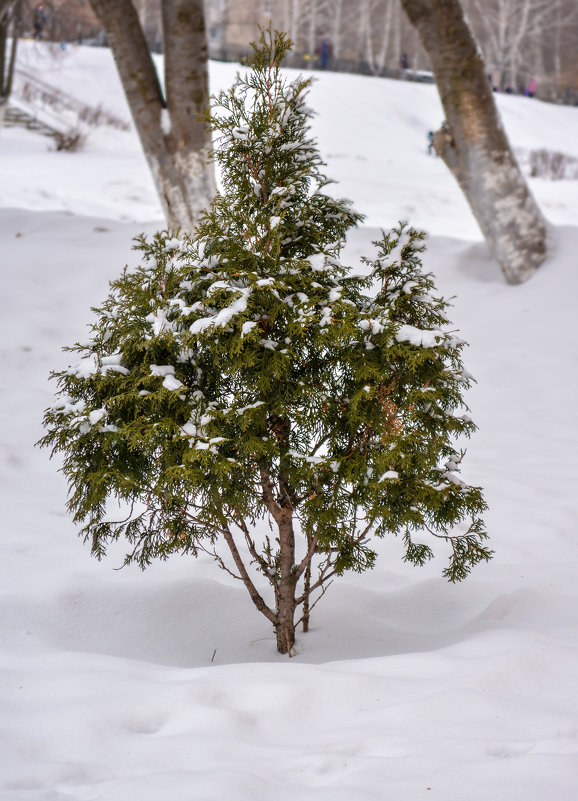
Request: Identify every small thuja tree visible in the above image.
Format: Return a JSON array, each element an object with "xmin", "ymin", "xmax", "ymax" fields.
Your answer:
[{"xmin": 40, "ymin": 30, "xmax": 491, "ymax": 655}]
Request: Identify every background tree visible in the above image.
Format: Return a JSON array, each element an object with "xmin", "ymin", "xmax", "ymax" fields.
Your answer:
[
  {"xmin": 399, "ymin": 0, "xmax": 547, "ymax": 284},
  {"xmin": 201, "ymin": 1, "xmax": 577, "ymax": 101},
  {"xmin": 88, "ymin": 0, "xmax": 215, "ymax": 232},
  {"xmin": 0, "ymin": 0, "xmax": 19, "ymax": 128},
  {"xmin": 0, "ymin": 0, "xmax": 15, "ymax": 20},
  {"xmin": 41, "ymin": 30, "xmax": 490, "ymax": 656},
  {"xmin": 466, "ymin": 0, "xmax": 578, "ymax": 94}
]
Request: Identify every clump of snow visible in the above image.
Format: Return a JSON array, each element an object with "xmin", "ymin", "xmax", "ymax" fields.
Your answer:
[
  {"xmin": 189, "ymin": 288, "xmax": 251, "ymax": 334},
  {"xmin": 395, "ymin": 323, "xmax": 444, "ymax": 348},
  {"xmin": 241, "ymin": 320, "xmax": 257, "ymax": 336},
  {"xmin": 162, "ymin": 374, "xmax": 184, "ymax": 391},
  {"xmin": 88, "ymin": 408, "xmax": 106, "ymax": 426},
  {"xmin": 149, "ymin": 364, "xmax": 175, "ymax": 377}
]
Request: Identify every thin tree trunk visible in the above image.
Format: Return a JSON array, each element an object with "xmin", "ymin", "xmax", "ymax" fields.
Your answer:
[
  {"xmin": 0, "ymin": 0, "xmax": 19, "ymax": 124},
  {"xmin": 509, "ymin": 0, "xmax": 530, "ymax": 90},
  {"xmin": 288, "ymin": 0, "xmax": 301, "ymax": 64},
  {"xmin": 356, "ymin": 0, "xmax": 371, "ymax": 69},
  {"xmin": 390, "ymin": 1, "xmax": 402, "ymax": 71},
  {"xmin": 89, "ymin": 0, "xmax": 214, "ymax": 233},
  {"xmin": 0, "ymin": 7, "xmax": 8, "ymax": 98},
  {"xmin": 301, "ymin": 531, "xmax": 313, "ymax": 632},
  {"xmin": 276, "ymin": 428, "xmax": 298, "ymax": 654},
  {"xmin": 400, "ymin": 0, "xmax": 547, "ymax": 284},
  {"xmin": 375, "ymin": 0, "xmax": 394, "ymax": 75},
  {"xmin": 276, "ymin": 515, "xmax": 297, "ymax": 653},
  {"xmin": 552, "ymin": 0, "xmax": 562, "ymax": 81},
  {"xmin": 329, "ymin": 0, "xmax": 343, "ymax": 64},
  {"xmin": 259, "ymin": 441, "xmax": 299, "ymax": 655},
  {"xmin": 306, "ymin": 0, "xmax": 316, "ymax": 67}
]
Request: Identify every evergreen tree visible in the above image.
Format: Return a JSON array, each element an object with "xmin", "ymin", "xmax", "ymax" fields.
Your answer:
[{"xmin": 40, "ymin": 29, "xmax": 491, "ymax": 655}]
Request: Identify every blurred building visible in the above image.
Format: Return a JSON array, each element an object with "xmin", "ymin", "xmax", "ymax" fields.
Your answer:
[{"xmin": 206, "ymin": 0, "xmax": 275, "ymax": 62}]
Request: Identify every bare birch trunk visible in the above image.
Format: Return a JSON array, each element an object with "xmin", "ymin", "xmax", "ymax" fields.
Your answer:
[
  {"xmin": 355, "ymin": 0, "xmax": 371, "ymax": 69},
  {"xmin": 400, "ymin": 0, "xmax": 547, "ymax": 284},
  {"xmin": 552, "ymin": 0, "xmax": 562, "ymax": 82},
  {"xmin": 89, "ymin": 0, "xmax": 215, "ymax": 233},
  {"xmin": 374, "ymin": 0, "xmax": 394, "ymax": 75},
  {"xmin": 306, "ymin": 0, "xmax": 317, "ymax": 68},
  {"xmin": 390, "ymin": 1, "xmax": 402, "ymax": 71},
  {"xmin": 288, "ymin": 0, "xmax": 301, "ymax": 65},
  {"xmin": 329, "ymin": 0, "xmax": 343, "ymax": 64}
]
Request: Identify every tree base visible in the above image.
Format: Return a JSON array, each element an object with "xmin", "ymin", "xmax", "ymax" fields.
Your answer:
[{"xmin": 275, "ymin": 624, "xmax": 296, "ymax": 656}]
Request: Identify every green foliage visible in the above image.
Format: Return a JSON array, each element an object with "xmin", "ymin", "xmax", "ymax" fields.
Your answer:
[{"xmin": 40, "ymin": 29, "xmax": 491, "ymax": 598}]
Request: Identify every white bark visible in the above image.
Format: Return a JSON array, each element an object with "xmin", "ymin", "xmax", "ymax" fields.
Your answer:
[
  {"xmin": 328, "ymin": 0, "xmax": 343, "ymax": 62},
  {"xmin": 466, "ymin": 0, "xmax": 570, "ymax": 90},
  {"xmin": 89, "ymin": 0, "xmax": 214, "ymax": 233},
  {"xmin": 306, "ymin": 0, "xmax": 318, "ymax": 66},
  {"xmin": 402, "ymin": 0, "xmax": 547, "ymax": 284},
  {"xmin": 450, "ymin": 138, "xmax": 547, "ymax": 282}
]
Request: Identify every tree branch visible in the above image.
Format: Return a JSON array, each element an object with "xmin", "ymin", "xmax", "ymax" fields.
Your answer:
[
  {"xmin": 236, "ymin": 514, "xmax": 273, "ymax": 575},
  {"xmin": 259, "ymin": 464, "xmax": 283, "ymax": 523},
  {"xmin": 295, "ymin": 550, "xmax": 338, "ymax": 604},
  {"xmin": 294, "ymin": 533, "xmax": 318, "ymax": 581},
  {"xmin": 295, "ymin": 578, "xmax": 334, "ymax": 627},
  {"xmin": 221, "ymin": 525, "xmax": 277, "ymax": 624}
]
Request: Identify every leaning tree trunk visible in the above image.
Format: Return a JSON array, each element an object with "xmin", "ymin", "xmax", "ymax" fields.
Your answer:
[
  {"xmin": 400, "ymin": 0, "xmax": 547, "ymax": 284},
  {"xmin": 89, "ymin": 0, "xmax": 215, "ymax": 233}
]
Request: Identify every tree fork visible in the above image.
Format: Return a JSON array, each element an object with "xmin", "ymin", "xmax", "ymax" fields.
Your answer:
[{"xmin": 88, "ymin": 0, "xmax": 214, "ymax": 232}]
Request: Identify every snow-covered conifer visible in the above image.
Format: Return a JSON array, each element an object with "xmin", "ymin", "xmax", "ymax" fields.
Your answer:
[{"xmin": 40, "ymin": 29, "xmax": 491, "ymax": 655}]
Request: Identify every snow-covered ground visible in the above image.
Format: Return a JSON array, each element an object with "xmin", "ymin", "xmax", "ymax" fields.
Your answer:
[{"xmin": 1, "ymin": 40, "xmax": 577, "ymax": 800}]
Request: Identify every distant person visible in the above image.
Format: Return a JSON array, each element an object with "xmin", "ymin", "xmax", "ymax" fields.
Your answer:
[
  {"xmin": 525, "ymin": 78, "xmax": 537, "ymax": 98},
  {"xmin": 427, "ymin": 130, "xmax": 434, "ymax": 155},
  {"xmin": 33, "ymin": 5, "xmax": 46, "ymax": 39},
  {"xmin": 320, "ymin": 39, "xmax": 331, "ymax": 70},
  {"xmin": 401, "ymin": 52, "xmax": 409, "ymax": 70}
]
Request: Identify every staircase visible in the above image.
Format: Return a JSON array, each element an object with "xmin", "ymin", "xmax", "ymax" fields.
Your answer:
[
  {"xmin": 3, "ymin": 104, "xmax": 61, "ymax": 138},
  {"xmin": 2, "ymin": 68, "xmax": 129, "ymax": 141}
]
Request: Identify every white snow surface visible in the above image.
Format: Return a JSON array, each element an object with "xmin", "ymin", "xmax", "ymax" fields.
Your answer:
[{"xmin": 1, "ymin": 41, "xmax": 578, "ymax": 801}]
